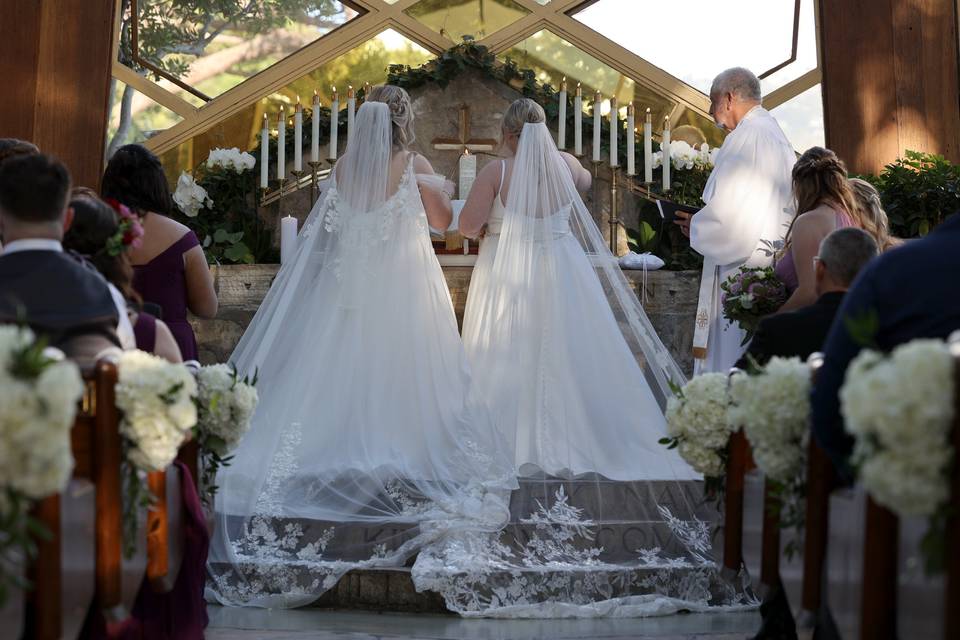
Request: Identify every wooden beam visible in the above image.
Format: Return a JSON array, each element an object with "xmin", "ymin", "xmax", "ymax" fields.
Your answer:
[{"xmin": 112, "ymin": 62, "xmax": 198, "ymax": 118}]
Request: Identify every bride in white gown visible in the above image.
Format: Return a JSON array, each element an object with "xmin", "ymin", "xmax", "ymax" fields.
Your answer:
[{"xmin": 207, "ymin": 87, "xmax": 515, "ymax": 608}]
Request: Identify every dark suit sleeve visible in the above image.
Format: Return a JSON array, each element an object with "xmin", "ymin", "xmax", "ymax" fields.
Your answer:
[
  {"xmin": 810, "ymin": 264, "xmax": 881, "ymax": 476},
  {"xmin": 736, "ymin": 318, "xmax": 774, "ymax": 370}
]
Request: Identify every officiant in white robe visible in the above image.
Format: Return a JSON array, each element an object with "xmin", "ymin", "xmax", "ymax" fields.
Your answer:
[{"xmin": 676, "ymin": 67, "xmax": 796, "ymax": 374}]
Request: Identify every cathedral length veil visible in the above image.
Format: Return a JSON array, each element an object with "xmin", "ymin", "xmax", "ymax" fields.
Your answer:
[
  {"xmin": 412, "ymin": 121, "xmax": 756, "ymax": 617},
  {"xmin": 206, "ymin": 101, "xmax": 515, "ymax": 608}
]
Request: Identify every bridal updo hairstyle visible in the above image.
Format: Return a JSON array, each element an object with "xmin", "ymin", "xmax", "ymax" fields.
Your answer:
[
  {"xmin": 501, "ymin": 98, "xmax": 546, "ymax": 141},
  {"xmin": 366, "ymin": 85, "xmax": 416, "ymax": 151},
  {"xmin": 848, "ymin": 177, "xmax": 899, "ymax": 251},
  {"xmin": 788, "ymin": 147, "xmax": 868, "ymax": 242},
  {"xmin": 101, "ymin": 143, "xmax": 175, "ymax": 217}
]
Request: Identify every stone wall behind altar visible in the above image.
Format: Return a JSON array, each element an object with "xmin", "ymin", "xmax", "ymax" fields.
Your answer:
[{"xmin": 191, "ymin": 265, "xmax": 701, "ymax": 376}]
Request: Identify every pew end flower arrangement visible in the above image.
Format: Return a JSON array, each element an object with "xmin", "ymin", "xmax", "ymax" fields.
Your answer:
[
  {"xmin": 840, "ymin": 338, "xmax": 956, "ymax": 573},
  {"xmin": 193, "ymin": 363, "xmax": 259, "ymax": 510},
  {"xmin": 0, "ymin": 327, "xmax": 83, "ymax": 604}
]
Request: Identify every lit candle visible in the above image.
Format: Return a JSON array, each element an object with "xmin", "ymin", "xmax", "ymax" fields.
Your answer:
[
  {"xmin": 609, "ymin": 96, "xmax": 618, "ymax": 167},
  {"xmin": 260, "ymin": 114, "xmax": 268, "ymax": 189},
  {"xmin": 329, "ymin": 86, "xmax": 339, "ymax": 161},
  {"xmin": 347, "ymin": 85, "xmax": 356, "ymax": 143},
  {"xmin": 311, "ymin": 90, "xmax": 320, "ymax": 163},
  {"xmin": 363, "ymin": 81, "xmax": 371, "ymax": 99},
  {"xmin": 643, "ymin": 108, "xmax": 653, "ymax": 183},
  {"xmin": 592, "ymin": 90, "xmax": 602, "ymax": 162},
  {"xmin": 277, "ymin": 106, "xmax": 285, "ymax": 180},
  {"xmin": 557, "ymin": 77, "xmax": 567, "ymax": 149},
  {"xmin": 280, "ymin": 215, "xmax": 298, "ymax": 265},
  {"xmin": 626, "ymin": 103, "xmax": 635, "ymax": 176},
  {"xmin": 459, "ymin": 149, "xmax": 477, "ymax": 199},
  {"xmin": 662, "ymin": 116, "xmax": 671, "ymax": 192},
  {"xmin": 294, "ymin": 97, "xmax": 303, "ymax": 172},
  {"xmin": 574, "ymin": 83, "xmax": 582, "ymax": 156}
]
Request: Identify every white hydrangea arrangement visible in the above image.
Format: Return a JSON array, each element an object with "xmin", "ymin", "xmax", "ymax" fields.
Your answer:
[
  {"xmin": 652, "ymin": 141, "xmax": 719, "ymax": 172},
  {"xmin": 206, "ymin": 147, "xmax": 256, "ymax": 173},
  {"xmin": 841, "ymin": 340, "xmax": 955, "ymax": 519},
  {"xmin": 662, "ymin": 373, "xmax": 736, "ymax": 477},
  {"xmin": 194, "ymin": 363, "xmax": 259, "ymax": 508},
  {"xmin": 728, "ymin": 357, "xmax": 810, "ymax": 484},
  {"xmin": 172, "ymin": 171, "xmax": 213, "ymax": 218},
  {"xmin": 0, "ymin": 326, "xmax": 83, "ymax": 604}
]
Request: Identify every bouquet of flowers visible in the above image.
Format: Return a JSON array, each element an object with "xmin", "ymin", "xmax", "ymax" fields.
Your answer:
[
  {"xmin": 720, "ymin": 266, "xmax": 787, "ymax": 344},
  {"xmin": 115, "ymin": 350, "xmax": 198, "ymax": 555},
  {"xmin": 661, "ymin": 373, "xmax": 736, "ymax": 478},
  {"xmin": 172, "ymin": 171, "xmax": 213, "ymax": 218},
  {"xmin": 0, "ymin": 326, "xmax": 83, "ymax": 604},
  {"xmin": 841, "ymin": 339, "xmax": 955, "ymax": 570},
  {"xmin": 194, "ymin": 363, "xmax": 259, "ymax": 508},
  {"xmin": 651, "ymin": 141, "xmax": 719, "ymax": 171}
]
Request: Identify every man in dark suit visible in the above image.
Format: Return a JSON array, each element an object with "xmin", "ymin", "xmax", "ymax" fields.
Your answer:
[
  {"xmin": 737, "ymin": 227, "xmax": 879, "ymax": 370},
  {"xmin": 811, "ymin": 212, "xmax": 960, "ymax": 476},
  {"xmin": 0, "ymin": 153, "xmax": 121, "ymax": 366}
]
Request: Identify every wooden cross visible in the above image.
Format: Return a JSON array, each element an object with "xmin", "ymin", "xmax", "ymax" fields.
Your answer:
[{"xmin": 431, "ymin": 104, "xmax": 497, "ymax": 152}]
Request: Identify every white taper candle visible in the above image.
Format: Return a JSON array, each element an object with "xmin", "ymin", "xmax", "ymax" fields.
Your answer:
[
  {"xmin": 592, "ymin": 90, "xmax": 601, "ymax": 163},
  {"xmin": 626, "ymin": 103, "xmax": 635, "ymax": 176},
  {"xmin": 574, "ymin": 83, "xmax": 582, "ymax": 156},
  {"xmin": 277, "ymin": 106, "xmax": 285, "ymax": 180},
  {"xmin": 293, "ymin": 97, "xmax": 303, "ymax": 172},
  {"xmin": 260, "ymin": 114, "xmax": 268, "ymax": 189},
  {"xmin": 609, "ymin": 97, "xmax": 618, "ymax": 167},
  {"xmin": 347, "ymin": 85, "xmax": 355, "ymax": 143},
  {"xmin": 328, "ymin": 87, "xmax": 339, "ymax": 161},
  {"xmin": 643, "ymin": 108, "xmax": 653, "ymax": 183},
  {"xmin": 662, "ymin": 116, "xmax": 671, "ymax": 192},
  {"xmin": 311, "ymin": 91, "xmax": 320, "ymax": 163},
  {"xmin": 558, "ymin": 77, "xmax": 567, "ymax": 149}
]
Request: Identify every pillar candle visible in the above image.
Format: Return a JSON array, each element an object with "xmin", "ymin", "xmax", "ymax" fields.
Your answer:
[
  {"xmin": 347, "ymin": 85, "xmax": 356, "ymax": 143},
  {"xmin": 558, "ymin": 77, "xmax": 567, "ymax": 149},
  {"xmin": 280, "ymin": 215, "xmax": 298, "ymax": 265},
  {"xmin": 626, "ymin": 103, "xmax": 635, "ymax": 176},
  {"xmin": 294, "ymin": 97, "xmax": 303, "ymax": 172},
  {"xmin": 574, "ymin": 83, "xmax": 582, "ymax": 156},
  {"xmin": 609, "ymin": 96, "xmax": 618, "ymax": 167},
  {"xmin": 328, "ymin": 87, "xmax": 339, "ymax": 161},
  {"xmin": 311, "ymin": 91, "xmax": 320, "ymax": 163},
  {"xmin": 592, "ymin": 90, "xmax": 602, "ymax": 162},
  {"xmin": 643, "ymin": 108, "xmax": 653, "ymax": 183},
  {"xmin": 662, "ymin": 116, "xmax": 671, "ymax": 192},
  {"xmin": 260, "ymin": 114, "xmax": 268, "ymax": 189},
  {"xmin": 277, "ymin": 106, "xmax": 285, "ymax": 180},
  {"xmin": 459, "ymin": 150, "xmax": 477, "ymax": 199}
]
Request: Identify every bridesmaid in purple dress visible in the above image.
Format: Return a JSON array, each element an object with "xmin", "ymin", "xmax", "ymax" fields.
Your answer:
[
  {"xmin": 101, "ymin": 145, "xmax": 218, "ymax": 361},
  {"xmin": 774, "ymin": 147, "xmax": 869, "ymax": 313}
]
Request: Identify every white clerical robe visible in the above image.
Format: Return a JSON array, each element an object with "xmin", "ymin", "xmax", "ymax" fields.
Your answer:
[{"xmin": 689, "ymin": 106, "xmax": 796, "ymax": 374}]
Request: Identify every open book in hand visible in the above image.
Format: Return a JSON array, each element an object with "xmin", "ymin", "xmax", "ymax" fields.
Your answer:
[{"xmin": 655, "ymin": 199, "xmax": 699, "ymax": 225}]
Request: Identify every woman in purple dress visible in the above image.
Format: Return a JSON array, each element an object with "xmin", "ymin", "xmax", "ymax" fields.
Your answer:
[
  {"xmin": 65, "ymin": 189, "xmax": 209, "ymax": 640},
  {"xmin": 101, "ymin": 145, "xmax": 218, "ymax": 361}
]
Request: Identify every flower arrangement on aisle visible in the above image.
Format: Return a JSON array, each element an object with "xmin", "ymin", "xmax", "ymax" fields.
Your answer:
[
  {"xmin": 841, "ymin": 338, "xmax": 956, "ymax": 571},
  {"xmin": 720, "ymin": 266, "xmax": 787, "ymax": 345},
  {"xmin": 0, "ymin": 327, "xmax": 83, "ymax": 604},
  {"xmin": 728, "ymin": 357, "xmax": 811, "ymax": 554},
  {"xmin": 115, "ymin": 350, "xmax": 197, "ymax": 556},
  {"xmin": 661, "ymin": 373, "xmax": 737, "ymax": 487},
  {"xmin": 193, "ymin": 363, "xmax": 259, "ymax": 509}
]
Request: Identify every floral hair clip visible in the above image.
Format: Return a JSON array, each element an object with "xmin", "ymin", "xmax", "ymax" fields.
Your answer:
[{"xmin": 103, "ymin": 197, "xmax": 145, "ymax": 257}]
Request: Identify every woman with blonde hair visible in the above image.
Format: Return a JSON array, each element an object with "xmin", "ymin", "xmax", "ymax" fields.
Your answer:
[{"xmin": 849, "ymin": 177, "xmax": 901, "ymax": 250}]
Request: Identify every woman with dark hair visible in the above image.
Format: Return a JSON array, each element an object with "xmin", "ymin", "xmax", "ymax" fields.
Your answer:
[
  {"xmin": 102, "ymin": 144, "xmax": 217, "ymax": 361},
  {"xmin": 63, "ymin": 187, "xmax": 182, "ymax": 362},
  {"xmin": 774, "ymin": 147, "xmax": 868, "ymax": 312}
]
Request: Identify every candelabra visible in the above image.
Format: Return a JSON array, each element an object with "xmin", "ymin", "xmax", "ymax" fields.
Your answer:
[
  {"xmin": 609, "ymin": 166, "xmax": 620, "ymax": 255},
  {"xmin": 307, "ymin": 160, "xmax": 323, "ymax": 205}
]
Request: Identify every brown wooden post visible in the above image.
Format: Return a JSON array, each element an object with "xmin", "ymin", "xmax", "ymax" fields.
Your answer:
[
  {"xmin": 723, "ymin": 430, "xmax": 750, "ymax": 572},
  {"xmin": 146, "ymin": 470, "xmax": 170, "ymax": 587},
  {"xmin": 93, "ymin": 359, "xmax": 124, "ymax": 615},
  {"xmin": 759, "ymin": 479, "xmax": 782, "ymax": 588},
  {"xmin": 819, "ymin": 0, "xmax": 960, "ymax": 174},
  {"xmin": 25, "ymin": 494, "xmax": 62, "ymax": 639},
  {"xmin": 944, "ymin": 351, "xmax": 960, "ymax": 639},
  {"xmin": 0, "ymin": 0, "xmax": 118, "ymax": 188},
  {"xmin": 859, "ymin": 498, "xmax": 898, "ymax": 640},
  {"xmin": 801, "ymin": 437, "xmax": 835, "ymax": 615}
]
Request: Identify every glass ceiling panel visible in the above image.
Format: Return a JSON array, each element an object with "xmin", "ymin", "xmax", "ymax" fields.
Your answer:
[
  {"xmin": 120, "ymin": 1, "xmax": 362, "ymax": 102},
  {"xmin": 107, "ymin": 80, "xmax": 184, "ymax": 155},
  {"xmin": 574, "ymin": 0, "xmax": 815, "ymax": 96},
  {"xmin": 770, "ymin": 83, "xmax": 824, "ymax": 153},
  {"xmin": 406, "ymin": 0, "xmax": 530, "ymax": 43},
  {"xmin": 158, "ymin": 29, "xmax": 433, "ymax": 181}
]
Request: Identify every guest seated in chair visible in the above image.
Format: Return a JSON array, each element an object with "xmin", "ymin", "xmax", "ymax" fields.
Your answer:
[
  {"xmin": 0, "ymin": 154, "xmax": 132, "ymax": 366},
  {"xmin": 811, "ymin": 211, "xmax": 960, "ymax": 478},
  {"xmin": 63, "ymin": 188, "xmax": 183, "ymax": 362},
  {"xmin": 737, "ymin": 227, "xmax": 879, "ymax": 370}
]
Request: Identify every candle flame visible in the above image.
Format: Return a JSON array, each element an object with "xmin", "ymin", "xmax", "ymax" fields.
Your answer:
[
  {"xmin": 464, "ymin": 149, "xmax": 470, "ymax": 156},
  {"xmin": 646, "ymin": 107, "xmax": 651, "ymax": 113},
  {"xmin": 314, "ymin": 89, "xmax": 318, "ymax": 97}
]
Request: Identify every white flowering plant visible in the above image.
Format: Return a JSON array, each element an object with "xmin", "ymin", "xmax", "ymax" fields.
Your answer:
[
  {"xmin": 194, "ymin": 363, "xmax": 259, "ymax": 509},
  {"xmin": 841, "ymin": 339, "xmax": 956, "ymax": 571},
  {"xmin": 0, "ymin": 326, "xmax": 83, "ymax": 605},
  {"xmin": 206, "ymin": 147, "xmax": 256, "ymax": 173},
  {"xmin": 728, "ymin": 357, "xmax": 811, "ymax": 556},
  {"xmin": 661, "ymin": 373, "xmax": 737, "ymax": 493},
  {"xmin": 172, "ymin": 171, "xmax": 213, "ymax": 218},
  {"xmin": 115, "ymin": 350, "xmax": 198, "ymax": 556}
]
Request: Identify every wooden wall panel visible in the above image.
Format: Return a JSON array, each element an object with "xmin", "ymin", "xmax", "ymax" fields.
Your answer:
[
  {"xmin": 0, "ymin": 0, "xmax": 117, "ymax": 188},
  {"xmin": 819, "ymin": 0, "xmax": 960, "ymax": 174}
]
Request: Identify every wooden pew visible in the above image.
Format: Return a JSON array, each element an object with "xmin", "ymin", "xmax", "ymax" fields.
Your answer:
[
  {"xmin": 943, "ymin": 342, "xmax": 960, "ymax": 639},
  {"xmin": 24, "ymin": 359, "xmax": 125, "ymax": 639}
]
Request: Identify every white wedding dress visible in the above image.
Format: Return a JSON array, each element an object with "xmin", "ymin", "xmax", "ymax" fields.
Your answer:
[{"xmin": 206, "ymin": 103, "xmax": 515, "ymax": 608}]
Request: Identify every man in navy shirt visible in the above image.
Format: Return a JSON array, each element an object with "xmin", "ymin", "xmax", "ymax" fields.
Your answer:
[{"xmin": 810, "ymin": 212, "xmax": 960, "ymax": 477}]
